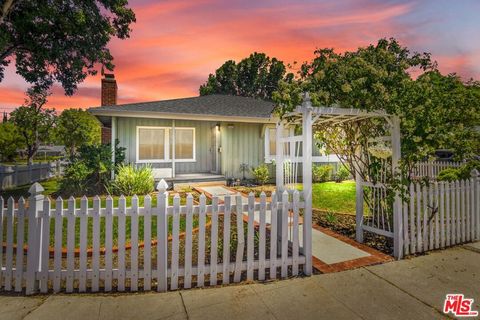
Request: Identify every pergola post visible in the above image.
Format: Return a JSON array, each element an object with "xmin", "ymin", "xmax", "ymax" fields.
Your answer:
[
  {"xmin": 275, "ymin": 121, "xmax": 285, "ymax": 255},
  {"xmin": 275, "ymin": 121, "xmax": 284, "ymax": 193},
  {"xmin": 301, "ymin": 100, "xmax": 313, "ymax": 275},
  {"xmin": 391, "ymin": 115, "xmax": 403, "ymax": 259},
  {"xmin": 355, "ymin": 170, "xmax": 364, "ymax": 243}
]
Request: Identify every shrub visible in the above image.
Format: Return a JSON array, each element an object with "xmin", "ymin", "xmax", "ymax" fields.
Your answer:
[
  {"xmin": 59, "ymin": 161, "xmax": 92, "ymax": 195},
  {"xmin": 458, "ymin": 160, "xmax": 480, "ymax": 179},
  {"xmin": 0, "ymin": 122, "xmax": 24, "ymax": 162},
  {"xmin": 312, "ymin": 165, "xmax": 333, "ymax": 182},
  {"xmin": 252, "ymin": 164, "xmax": 270, "ymax": 185},
  {"xmin": 59, "ymin": 141, "xmax": 125, "ymax": 195},
  {"xmin": 111, "ymin": 164, "xmax": 154, "ymax": 196},
  {"xmin": 335, "ymin": 165, "xmax": 350, "ymax": 182},
  {"xmin": 437, "ymin": 168, "xmax": 461, "ymax": 182},
  {"xmin": 438, "ymin": 160, "xmax": 480, "ymax": 182}
]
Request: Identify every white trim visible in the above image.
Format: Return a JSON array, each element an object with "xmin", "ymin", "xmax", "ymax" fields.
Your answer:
[
  {"xmin": 264, "ymin": 126, "xmax": 294, "ymax": 163},
  {"xmin": 170, "ymin": 127, "xmax": 196, "ymax": 162},
  {"xmin": 135, "ymin": 126, "xmax": 196, "ymax": 164},
  {"xmin": 90, "ymin": 110, "xmax": 276, "ymax": 124}
]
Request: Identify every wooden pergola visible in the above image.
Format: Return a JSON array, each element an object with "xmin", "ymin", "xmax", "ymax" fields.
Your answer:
[{"xmin": 275, "ymin": 93, "xmax": 404, "ymax": 260}]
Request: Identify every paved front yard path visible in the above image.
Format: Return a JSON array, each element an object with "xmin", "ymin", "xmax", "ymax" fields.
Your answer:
[{"xmin": 2, "ymin": 244, "xmax": 478, "ymax": 320}]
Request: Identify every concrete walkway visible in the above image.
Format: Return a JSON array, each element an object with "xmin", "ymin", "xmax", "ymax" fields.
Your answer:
[
  {"xmin": 198, "ymin": 185, "xmax": 378, "ymax": 269},
  {"xmin": 3, "ymin": 244, "xmax": 478, "ymax": 320}
]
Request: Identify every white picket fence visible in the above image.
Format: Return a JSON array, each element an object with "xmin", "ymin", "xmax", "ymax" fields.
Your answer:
[
  {"xmin": 413, "ymin": 161, "xmax": 463, "ymax": 180},
  {"xmin": 0, "ymin": 161, "xmax": 64, "ymax": 190},
  {"xmin": 401, "ymin": 170, "xmax": 480, "ymax": 256},
  {"xmin": 0, "ymin": 182, "xmax": 308, "ymax": 294}
]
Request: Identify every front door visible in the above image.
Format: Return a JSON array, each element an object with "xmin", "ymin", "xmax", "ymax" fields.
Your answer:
[{"xmin": 210, "ymin": 124, "xmax": 220, "ymax": 173}]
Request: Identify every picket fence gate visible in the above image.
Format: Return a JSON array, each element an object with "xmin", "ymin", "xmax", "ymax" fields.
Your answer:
[
  {"xmin": 0, "ymin": 182, "xmax": 308, "ymax": 294},
  {"xmin": 401, "ymin": 170, "xmax": 480, "ymax": 255}
]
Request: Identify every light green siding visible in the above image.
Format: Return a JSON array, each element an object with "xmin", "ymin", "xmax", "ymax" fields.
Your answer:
[
  {"xmin": 220, "ymin": 122, "xmax": 265, "ymax": 178},
  {"xmin": 116, "ymin": 117, "xmax": 217, "ymax": 173},
  {"xmin": 115, "ymin": 117, "xmax": 266, "ymax": 177}
]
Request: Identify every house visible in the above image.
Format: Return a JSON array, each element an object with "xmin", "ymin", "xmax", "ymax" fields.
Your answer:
[{"xmin": 88, "ymin": 75, "xmax": 339, "ymax": 182}]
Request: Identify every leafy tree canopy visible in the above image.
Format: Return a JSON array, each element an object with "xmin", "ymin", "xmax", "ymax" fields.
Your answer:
[
  {"xmin": 200, "ymin": 52, "xmax": 293, "ymax": 100},
  {"xmin": 56, "ymin": 108, "xmax": 101, "ymax": 158},
  {"xmin": 0, "ymin": 0, "xmax": 135, "ymax": 94},
  {"xmin": 9, "ymin": 88, "xmax": 56, "ymax": 164},
  {"xmin": 272, "ymin": 38, "xmax": 480, "ymax": 179},
  {"xmin": 0, "ymin": 121, "xmax": 23, "ymax": 161}
]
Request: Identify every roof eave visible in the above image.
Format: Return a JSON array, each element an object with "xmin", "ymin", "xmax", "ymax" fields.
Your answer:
[{"xmin": 88, "ymin": 109, "xmax": 276, "ymax": 124}]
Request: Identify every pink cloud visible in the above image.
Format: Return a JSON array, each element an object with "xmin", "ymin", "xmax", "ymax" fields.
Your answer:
[{"xmin": 0, "ymin": 0, "xmax": 478, "ymax": 112}]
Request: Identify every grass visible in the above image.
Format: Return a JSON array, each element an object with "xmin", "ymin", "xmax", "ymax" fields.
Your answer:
[
  {"xmin": 0, "ymin": 178, "xmax": 60, "ymax": 200},
  {"xmin": 231, "ymin": 181, "xmax": 358, "ymax": 215},
  {"xmin": 1, "ymin": 178, "xmax": 211, "ymax": 248},
  {"xmin": 312, "ymin": 180, "xmax": 357, "ymax": 215},
  {"xmin": 4, "ymin": 214, "xmax": 203, "ymax": 249}
]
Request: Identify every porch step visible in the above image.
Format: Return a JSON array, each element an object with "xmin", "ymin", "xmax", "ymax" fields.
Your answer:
[{"xmin": 167, "ymin": 174, "xmax": 226, "ymax": 189}]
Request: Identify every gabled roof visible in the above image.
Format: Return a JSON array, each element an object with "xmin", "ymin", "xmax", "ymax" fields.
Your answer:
[{"xmin": 88, "ymin": 94, "xmax": 276, "ymax": 122}]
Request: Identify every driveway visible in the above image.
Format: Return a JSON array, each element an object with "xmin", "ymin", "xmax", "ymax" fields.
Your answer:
[{"xmin": 2, "ymin": 243, "xmax": 479, "ymax": 320}]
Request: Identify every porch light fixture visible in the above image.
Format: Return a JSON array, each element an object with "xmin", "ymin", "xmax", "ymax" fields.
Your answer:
[{"xmin": 216, "ymin": 123, "xmax": 220, "ymax": 131}]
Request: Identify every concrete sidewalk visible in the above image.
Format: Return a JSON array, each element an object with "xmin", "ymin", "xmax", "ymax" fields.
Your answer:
[{"xmin": 2, "ymin": 244, "xmax": 479, "ymax": 320}]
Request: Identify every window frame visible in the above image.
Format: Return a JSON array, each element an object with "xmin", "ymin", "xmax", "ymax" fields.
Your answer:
[
  {"xmin": 264, "ymin": 126, "xmax": 294, "ymax": 163},
  {"xmin": 169, "ymin": 127, "xmax": 196, "ymax": 162},
  {"xmin": 135, "ymin": 126, "xmax": 196, "ymax": 163}
]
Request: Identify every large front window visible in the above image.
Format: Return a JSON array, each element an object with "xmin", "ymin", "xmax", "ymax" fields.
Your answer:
[
  {"xmin": 136, "ymin": 126, "xmax": 195, "ymax": 163},
  {"xmin": 138, "ymin": 128, "xmax": 165, "ymax": 161},
  {"xmin": 170, "ymin": 128, "xmax": 195, "ymax": 160}
]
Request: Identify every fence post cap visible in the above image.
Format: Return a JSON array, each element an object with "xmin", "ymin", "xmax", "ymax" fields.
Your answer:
[
  {"xmin": 471, "ymin": 169, "xmax": 479, "ymax": 178},
  {"xmin": 28, "ymin": 182, "xmax": 44, "ymax": 195},
  {"xmin": 156, "ymin": 179, "xmax": 168, "ymax": 192}
]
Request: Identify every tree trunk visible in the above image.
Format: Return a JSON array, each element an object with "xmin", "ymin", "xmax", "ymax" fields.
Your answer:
[{"xmin": 0, "ymin": 0, "xmax": 16, "ymax": 24}]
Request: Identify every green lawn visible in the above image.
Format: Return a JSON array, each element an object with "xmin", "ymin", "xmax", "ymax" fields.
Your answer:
[
  {"xmin": 0, "ymin": 178, "xmax": 61, "ymax": 200},
  {"xmin": 1, "ymin": 178, "xmax": 209, "ymax": 248},
  {"xmin": 312, "ymin": 181, "xmax": 356, "ymax": 215}
]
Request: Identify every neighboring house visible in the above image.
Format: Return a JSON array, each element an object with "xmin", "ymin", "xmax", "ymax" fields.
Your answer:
[{"xmin": 88, "ymin": 75, "xmax": 339, "ymax": 182}]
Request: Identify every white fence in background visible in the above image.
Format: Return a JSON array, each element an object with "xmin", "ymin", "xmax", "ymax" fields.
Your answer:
[
  {"xmin": 401, "ymin": 170, "xmax": 479, "ymax": 256},
  {"xmin": 413, "ymin": 161, "xmax": 463, "ymax": 180},
  {"xmin": 0, "ymin": 161, "xmax": 63, "ymax": 190},
  {"xmin": 0, "ymin": 182, "xmax": 308, "ymax": 294}
]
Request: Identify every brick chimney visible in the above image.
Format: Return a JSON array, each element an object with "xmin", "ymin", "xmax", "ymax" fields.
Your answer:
[
  {"xmin": 100, "ymin": 74, "xmax": 116, "ymax": 144},
  {"xmin": 101, "ymin": 73, "xmax": 117, "ymax": 106}
]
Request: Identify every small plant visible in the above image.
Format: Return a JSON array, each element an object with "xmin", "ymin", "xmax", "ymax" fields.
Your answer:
[
  {"xmin": 437, "ymin": 168, "xmax": 461, "ymax": 182},
  {"xmin": 239, "ymin": 163, "xmax": 249, "ymax": 180},
  {"xmin": 111, "ymin": 164, "xmax": 154, "ymax": 196},
  {"xmin": 312, "ymin": 164, "xmax": 333, "ymax": 182},
  {"xmin": 59, "ymin": 161, "xmax": 91, "ymax": 196},
  {"xmin": 335, "ymin": 165, "xmax": 350, "ymax": 183},
  {"xmin": 325, "ymin": 211, "xmax": 337, "ymax": 224},
  {"xmin": 251, "ymin": 164, "xmax": 270, "ymax": 185}
]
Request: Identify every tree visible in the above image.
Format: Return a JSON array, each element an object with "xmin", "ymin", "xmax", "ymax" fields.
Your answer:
[
  {"xmin": 398, "ymin": 71, "xmax": 480, "ymax": 174},
  {"xmin": 56, "ymin": 108, "xmax": 101, "ymax": 158},
  {"xmin": 9, "ymin": 88, "xmax": 56, "ymax": 164},
  {"xmin": 0, "ymin": 0, "xmax": 135, "ymax": 94},
  {"xmin": 0, "ymin": 121, "xmax": 23, "ymax": 161},
  {"xmin": 273, "ymin": 38, "xmax": 480, "ymax": 181},
  {"xmin": 60, "ymin": 141, "xmax": 126, "ymax": 195},
  {"xmin": 200, "ymin": 52, "xmax": 293, "ymax": 100}
]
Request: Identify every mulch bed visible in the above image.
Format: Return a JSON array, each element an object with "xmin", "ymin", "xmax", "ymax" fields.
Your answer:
[{"xmin": 312, "ymin": 209, "xmax": 393, "ymax": 256}]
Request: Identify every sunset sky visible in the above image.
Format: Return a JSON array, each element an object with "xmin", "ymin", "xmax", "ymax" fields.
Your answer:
[{"xmin": 1, "ymin": 0, "xmax": 479, "ymax": 113}]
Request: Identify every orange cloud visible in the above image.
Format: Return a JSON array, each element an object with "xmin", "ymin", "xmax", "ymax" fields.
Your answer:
[{"xmin": 0, "ymin": 0, "xmax": 478, "ymax": 112}]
